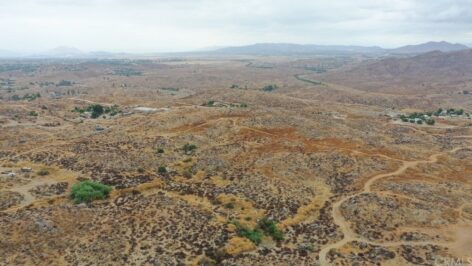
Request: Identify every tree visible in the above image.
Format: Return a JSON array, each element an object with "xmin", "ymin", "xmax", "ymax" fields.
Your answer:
[
  {"xmin": 426, "ymin": 119, "xmax": 435, "ymax": 125},
  {"xmin": 71, "ymin": 181, "xmax": 112, "ymax": 204},
  {"xmin": 89, "ymin": 104, "xmax": 104, "ymax": 119}
]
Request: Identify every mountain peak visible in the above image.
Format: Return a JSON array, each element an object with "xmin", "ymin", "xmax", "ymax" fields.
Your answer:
[{"xmin": 46, "ymin": 46, "xmax": 84, "ymax": 57}]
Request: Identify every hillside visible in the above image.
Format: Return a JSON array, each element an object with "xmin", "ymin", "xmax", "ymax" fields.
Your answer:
[
  {"xmin": 390, "ymin": 41, "xmax": 468, "ymax": 54},
  {"xmin": 320, "ymin": 49, "xmax": 472, "ymax": 95}
]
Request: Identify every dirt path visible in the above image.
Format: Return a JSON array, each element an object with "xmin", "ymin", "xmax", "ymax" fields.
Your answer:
[{"xmin": 318, "ymin": 144, "xmax": 471, "ymax": 266}]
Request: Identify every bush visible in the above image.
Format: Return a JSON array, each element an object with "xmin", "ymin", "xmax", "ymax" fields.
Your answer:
[
  {"xmin": 157, "ymin": 148, "xmax": 164, "ymax": 154},
  {"xmin": 37, "ymin": 169, "xmax": 49, "ymax": 176},
  {"xmin": 262, "ymin": 84, "xmax": 277, "ymax": 92},
  {"xmin": 57, "ymin": 80, "xmax": 73, "ymax": 86},
  {"xmin": 183, "ymin": 143, "xmax": 197, "ymax": 153},
  {"xmin": 71, "ymin": 181, "xmax": 112, "ymax": 204},
  {"xmin": 231, "ymin": 221, "xmax": 263, "ymax": 245},
  {"xmin": 426, "ymin": 119, "xmax": 435, "ymax": 125},
  {"xmin": 158, "ymin": 166, "xmax": 167, "ymax": 174},
  {"xmin": 258, "ymin": 218, "xmax": 284, "ymax": 241},
  {"xmin": 89, "ymin": 104, "xmax": 104, "ymax": 119},
  {"xmin": 29, "ymin": 111, "xmax": 38, "ymax": 117},
  {"xmin": 206, "ymin": 100, "xmax": 215, "ymax": 107}
]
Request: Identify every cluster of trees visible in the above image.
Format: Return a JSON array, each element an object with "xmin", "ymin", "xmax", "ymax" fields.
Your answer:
[
  {"xmin": 112, "ymin": 68, "xmax": 142, "ymax": 76},
  {"xmin": 57, "ymin": 80, "xmax": 73, "ymax": 86},
  {"xmin": 262, "ymin": 84, "xmax": 278, "ymax": 92},
  {"xmin": 73, "ymin": 104, "xmax": 120, "ymax": 119},
  {"xmin": 202, "ymin": 100, "xmax": 247, "ymax": 108},
  {"xmin": 400, "ymin": 112, "xmax": 435, "ymax": 125},
  {"xmin": 11, "ymin": 93, "xmax": 41, "ymax": 101},
  {"xmin": 432, "ymin": 108, "xmax": 470, "ymax": 117}
]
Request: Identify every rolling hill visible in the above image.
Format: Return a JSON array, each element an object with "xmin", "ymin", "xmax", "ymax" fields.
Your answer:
[{"xmin": 320, "ymin": 49, "xmax": 472, "ymax": 94}]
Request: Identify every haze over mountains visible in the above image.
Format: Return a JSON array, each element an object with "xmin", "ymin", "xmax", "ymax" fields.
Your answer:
[{"xmin": 0, "ymin": 41, "xmax": 469, "ymax": 59}]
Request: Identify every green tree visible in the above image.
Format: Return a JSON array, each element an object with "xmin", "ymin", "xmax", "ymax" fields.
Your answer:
[{"xmin": 71, "ymin": 181, "xmax": 112, "ymax": 204}]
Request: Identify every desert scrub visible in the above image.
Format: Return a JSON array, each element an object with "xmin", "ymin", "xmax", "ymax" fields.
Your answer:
[
  {"xmin": 71, "ymin": 181, "xmax": 112, "ymax": 204},
  {"xmin": 258, "ymin": 217, "xmax": 284, "ymax": 241},
  {"xmin": 183, "ymin": 143, "xmax": 197, "ymax": 153},
  {"xmin": 231, "ymin": 221, "xmax": 263, "ymax": 245}
]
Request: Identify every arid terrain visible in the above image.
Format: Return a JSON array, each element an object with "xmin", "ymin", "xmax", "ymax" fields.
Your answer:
[{"xmin": 1, "ymin": 53, "xmax": 472, "ymax": 265}]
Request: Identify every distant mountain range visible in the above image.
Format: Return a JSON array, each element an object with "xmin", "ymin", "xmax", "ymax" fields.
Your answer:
[
  {"xmin": 389, "ymin": 41, "xmax": 469, "ymax": 54},
  {"xmin": 0, "ymin": 41, "xmax": 469, "ymax": 58},
  {"xmin": 212, "ymin": 43, "xmax": 386, "ymax": 55},
  {"xmin": 213, "ymin": 41, "xmax": 469, "ymax": 56}
]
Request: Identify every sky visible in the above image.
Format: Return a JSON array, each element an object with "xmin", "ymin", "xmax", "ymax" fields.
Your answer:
[{"xmin": 0, "ymin": 0, "xmax": 471, "ymax": 53}]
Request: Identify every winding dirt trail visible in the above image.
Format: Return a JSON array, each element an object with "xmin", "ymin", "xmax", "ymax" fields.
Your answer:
[{"xmin": 318, "ymin": 144, "xmax": 471, "ymax": 265}]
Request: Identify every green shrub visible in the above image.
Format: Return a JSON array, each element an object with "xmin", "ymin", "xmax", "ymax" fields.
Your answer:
[
  {"xmin": 258, "ymin": 218, "xmax": 284, "ymax": 241},
  {"xmin": 157, "ymin": 148, "xmax": 164, "ymax": 154},
  {"xmin": 183, "ymin": 143, "xmax": 197, "ymax": 153},
  {"xmin": 89, "ymin": 104, "xmax": 104, "ymax": 119},
  {"xmin": 158, "ymin": 166, "xmax": 167, "ymax": 174},
  {"xmin": 426, "ymin": 119, "xmax": 435, "ymax": 125},
  {"xmin": 29, "ymin": 111, "xmax": 38, "ymax": 117},
  {"xmin": 71, "ymin": 181, "xmax": 112, "ymax": 204},
  {"xmin": 231, "ymin": 221, "xmax": 263, "ymax": 245}
]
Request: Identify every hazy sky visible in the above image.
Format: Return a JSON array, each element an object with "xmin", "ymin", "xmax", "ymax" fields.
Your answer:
[{"xmin": 1, "ymin": 0, "xmax": 471, "ymax": 53}]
